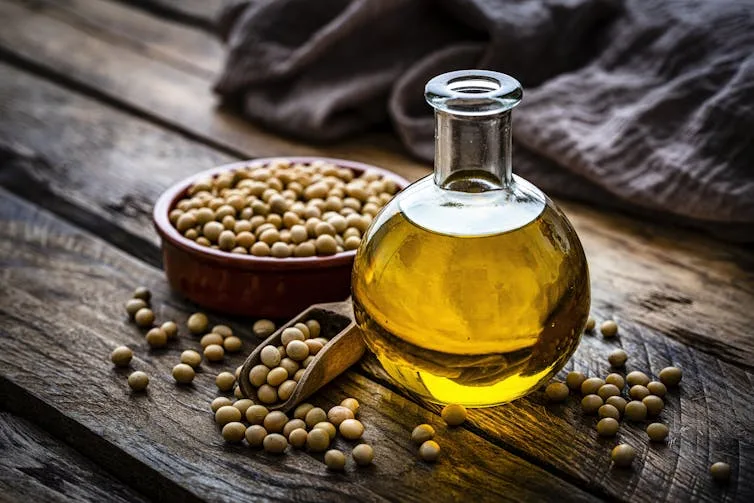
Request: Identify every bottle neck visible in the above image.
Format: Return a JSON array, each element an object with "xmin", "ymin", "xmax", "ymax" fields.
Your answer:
[{"xmin": 433, "ymin": 109, "xmax": 513, "ymax": 192}]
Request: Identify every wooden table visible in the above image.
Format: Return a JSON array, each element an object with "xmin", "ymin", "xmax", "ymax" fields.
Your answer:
[{"xmin": 0, "ymin": 1, "xmax": 752, "ymax": 501}]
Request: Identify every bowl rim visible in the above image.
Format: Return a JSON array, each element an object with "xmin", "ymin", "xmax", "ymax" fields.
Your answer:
[{"xmin": 153, "ymin": 157, "xmax": 411, "ymax": 271}]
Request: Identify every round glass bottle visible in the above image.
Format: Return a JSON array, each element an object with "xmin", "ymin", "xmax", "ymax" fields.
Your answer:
[{"xmin": 352, "ymin": 70, "xmax": 590, "ymax": 407}]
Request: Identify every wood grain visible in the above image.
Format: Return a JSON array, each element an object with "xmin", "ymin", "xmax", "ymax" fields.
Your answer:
[
  {"xmin": 362, "ymin": 313, "xmax": 754, "ymax": 503},
  {"xmin": 0, "ymin": 51, "xmax": 752, "ymax": 370},
  {"xmin": 1, "ymin": 63, "xmax": 752, "ymax": 501},
  {"xmin": 41, "ymin": 0, "xmax": 225, "ymax": 78},
  {"xmin": 116, "ymin": 0, "xmax": 226, "ymax": 29},
  {"xmin": 0, "ymin": 411, "xmax": 149, "ymax": 503},
  {"xmin": 0, "ymin": 0, "xmax": 429, "ymax": 184},
  {"xmin": 0, "ymin": 1, "xmax": 753, "ymax": 500},
  {"xmin": 0, "ymin": 188, "xmax": 595, "ymax": 503}
]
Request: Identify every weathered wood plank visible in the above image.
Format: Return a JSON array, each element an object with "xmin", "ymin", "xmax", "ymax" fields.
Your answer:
[
  {"xmin": 0, "ymin": 188, "xmax": 595, "ymax": 503},
  {"xmin": 116, "ymin": 0, "xmax": 226, "ymax": 29},
  {"xmin": 0, "ymin": 411, "xmax": 150, "ymax": 503},
  {"xmin": 1, "ymin": 62, "xmax": 753, "ymax": 502},
  {"xmin": 0, "ymin": 0, "xmax": 429, "ymax": 184},
  {"xmin": 1, "ymin": 46, "xmax": 752, "ymax": 372},
  {"xmin": 362, "ymin": 315, "xmax": 754, "ymax": 503},
  {"xmin": 0, "ymin": 59, "xmax": 232, "ymax": 267},
  {"xmin": 39, "ymin": 0, "xmax": 224, "ymax": 78}
]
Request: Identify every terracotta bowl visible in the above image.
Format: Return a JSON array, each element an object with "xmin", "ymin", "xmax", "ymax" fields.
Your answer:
[{"xmin": 153, "ymin": 157, "xmax": 410, "ymax": 318}]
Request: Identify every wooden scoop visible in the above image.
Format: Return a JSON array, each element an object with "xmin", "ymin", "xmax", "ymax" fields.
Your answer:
[{"xmin": 238, "ymin": 299, "xmax": 365, "ymax": 413}]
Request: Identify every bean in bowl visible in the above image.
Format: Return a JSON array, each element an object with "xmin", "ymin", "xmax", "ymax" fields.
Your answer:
[{"xmin": 168, "ymin": 159, "xmax": 398, "ymax": 257}]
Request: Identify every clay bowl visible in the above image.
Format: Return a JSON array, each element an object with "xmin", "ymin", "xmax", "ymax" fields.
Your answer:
[{"xmin": 153, "ymin": 157, "xmax": 409, "ymax": 318}]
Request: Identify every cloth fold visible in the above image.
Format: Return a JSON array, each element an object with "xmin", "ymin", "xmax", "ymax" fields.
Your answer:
[{"xmin": 216, "ymin": 0, "xmax": 754, "ymax": 240}]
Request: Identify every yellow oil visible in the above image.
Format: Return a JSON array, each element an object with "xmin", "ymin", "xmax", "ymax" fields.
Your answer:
[{"xmin": 352, "ymin": 202, "xmax": 589, "ymax": 407}]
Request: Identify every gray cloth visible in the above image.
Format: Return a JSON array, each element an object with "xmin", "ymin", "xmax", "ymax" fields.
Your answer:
[{"xmin": 215, "ymin": 0, "xmax": 754, "ymax": 239}]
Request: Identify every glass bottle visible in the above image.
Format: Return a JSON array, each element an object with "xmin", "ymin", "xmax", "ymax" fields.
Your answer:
[{"xmin": 352, "ymin": 70, "xmax": 590, "ymax": 407}]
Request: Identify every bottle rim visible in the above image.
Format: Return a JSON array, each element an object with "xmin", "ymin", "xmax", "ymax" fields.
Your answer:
[{"xmin": 425, "ymin": 70, "xmax": 523, "ymax": 116}]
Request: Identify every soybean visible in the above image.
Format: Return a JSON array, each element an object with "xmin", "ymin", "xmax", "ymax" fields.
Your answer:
[
  {"xmin": 172, "ymin": 363, "xmax": 195, "ymax": 384},
  {"xmin": 581, "ymin": 377, "xmax": 605, "ymax": 395},
  {"xmin": 233, "ymin": 399, "xmax": 254, "ymax": 416},
  {"xmin": 611, "ymin": 444, "xmax": 635, "ymax": 467},
  {"xmin": 204, "ymin": 344, "xmax": 224, "ymax": 362},
  {"xmin": 566, "ymin": 371, "xmax": 586, "ymax": 391},
  {"xmin": 223, "ymin": 336, "xmax": 243, "ymax": 353},
  {"xmin": 327, "ymin": 406, "xmax": 355, "ymax": 426},
  {"xmin": 600, "ymin": 320, "xmax": 619, "ymax": 337},
  {"xmin": 340, "ymin": 398, "xmax": 359, "ymax": 416},
  {"xmin": 260, "ymin": 345, "xmax": 281, "ymax": 367},
  {"xmin": 441, "ymin": 404, "xmax": 467, "ymax": 426},
  {"xmin": 325, "ymin": 449, "xmax": 346, "ymax": 471},
  {"xmin": 215, "ymin": 405, "xmax": 242, "ymax": 426},
  {"xmin": 249, "ymin": 365, "xmax": 270, "ymax": 387},
  {"xmin": 187, "ymin": 312, "xmax": 209, "ymax": 335},
  {"xmin": 626, "ymin": 371, "xmax": 650, "ymax": 387},
  {"xmin": 313, "ymin": 422, "xmax": 337, "ymax": 441},
  {"xmin": 646, "ymin": 423, "xmax": 669, "ymax": 442},
  {"xmin": 624, "ymin": 401, "xmax": 648, "ymax": 421},
  {"xmin": 246, "ymin": 405, "xmax": 269, "ymax": 425},
  {"xmin": 642, "ymin": 395, "xmax": 664, "ymax": 417},
  {"xmin": 306, "ymin": 428, "xmax": 330, "ymax": 452},
  {"xmin": 597, "ymin": 418, "xmax": 619, "ymax": 437},
  {"xmin": 263, "ymin": 411, "xmax": 288, "ymax": 434},
  {"xmin": 216, "ymin": 372, "xmax": 236, "ymax": 391},
  {"xmin": 125, "ymin": 299, "xmax": 147, "ymax": 318},
  {"xmin": 598, "ymin": 384, "xmax": 621, "ymax": 401},
  {"xmin": 411, "ymin": 424, "xmax": 435, "ymax": 444},
  {"xmin": 283, "ymin": 419, "xmax": 307, "ymax": 438},
  {"xmin": 200, "ymin": 333, "xmax": 224, "ymax": 348},
  {"xmin": 339, "ymin": 419, "xmax": 365, "ymax": 440},
  {"xmin": 127, "ymin": 371, "xmax": 149, "ymax": 391},
  {"xmin": 629, "ymin": 385, "xmax": 650, "ymax": 400},
  {"xmin": 134, "ymin": 308, "xmax": 155, "ymax": 328},
  {"xmin": 211, "ymin": 397, "xmax": 233, "ymax": 412},
  {"xmin": 545, "ymin": 382, "xmax": 569, "ymax": 402},
  {"xmin": 581, "ymin": 394, "xmax": 603, "ymax": 414},
  {"xmin": 294, "ymin": 403, "xmax": 315, "ymax": 421},
  {"xmin": 110, "ymin": 346, "xmax": 133, "ymax": 367},
  {"xmin": 710, "ymin": 462, "xmax": 731, "ymax": 482},
  {"xmin": 305, "ymin": 407, "xmax": 328, "ymax": 429},
  {"xmin": 659, "ymin": 366, "xmax": 682, "ymax": 387},
  {"xmin": 180, "ymin": 349, "xmax": 202, "ymax": 368},
  {"xmin": 352, "ymin": 444, "xmax": 374, "ymax": 466},
  {"xmin": 132, "ymin": 286, "xmax": 151, "ymax": 301},
  {"xmin": 263, "ymin": 433, "xmax": 288, "ymax": 454},
  {"xmin": 647, "ymin": 381, "xmax": 667, "ymax": 397},
  {"xmin": 418, "ymin": 440, "xmax": 441, "ymax": 462},
  {"xmin": 245, "ymin": 425, "xmax": 267, "ymax": 447},
  {"xmin": 253, "ymin": 319, "xmax": 276, "ymax": 338},
  {"xmin": 605, "ymin": 373, "xmax": 625, "ymax": 389},
  {"xmin": 288, "ymin": 428, "xmax": 308, "ymax": 449},
  {"xmin": 606, "ymin": 396, "xmax": 627, "ymax": 414},
  {"xmin": 598, "ymin": 404, "xmax": 620, "ymax": 420},
  {"xmin": 608, "ymin": 349, "xmax": 628, "ymax": 367},
  {"xmin": 161, "ymin": 321, "xmax": 178, "ymax": 339},
  {"xmin": 222, "ymin": 422, "xmax": 246, "ymax": 443}
]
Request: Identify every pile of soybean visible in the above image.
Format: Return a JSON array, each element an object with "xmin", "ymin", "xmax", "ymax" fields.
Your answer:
[
  {"xmin": 544, "ymin": 317, "xmax": 730, "ymax": 482},
  {"xmin": 247, "ymin": 321, "xmax": 329, "ymax": 405},
  {"xmin": 113, "ymin": 286, "xmax": 471, "ymax": 468},
  {"xmin": 170, "ymin": 159, "xmax": 400, "ymax": 257},
  {"xmin": 212, "ymin": 397, "xmax": 372, "ymax": 470}
]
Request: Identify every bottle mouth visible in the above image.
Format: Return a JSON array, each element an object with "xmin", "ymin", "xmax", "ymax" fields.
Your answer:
[{"xmin": 425, "ymin": 70, "xmax": 523, "ymax": 116}]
